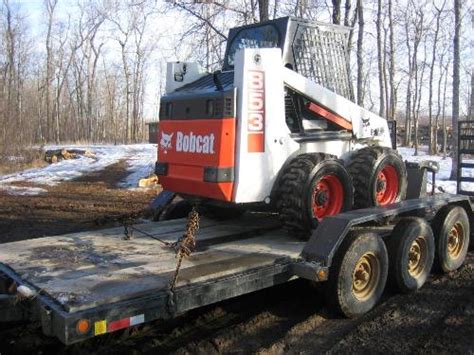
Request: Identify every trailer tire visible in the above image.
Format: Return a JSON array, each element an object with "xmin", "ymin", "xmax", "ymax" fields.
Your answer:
[
  {"xmin": 386, "ymin": 217, "xmax": 435, "ymax": 293},
  {"xmin": 432, "ymin": 205, "xmax": 470, "ymax": 273},
  {"xmin": 326, "ymin": 232, "xmax": 388, "ymax": 317},
  {"xmin": 347, "ymin": 147, "xmax": 407, "ymax": 208},
  {"xmin": 276, "ymin": 153, "xmax": 353, "ymax": 240}
]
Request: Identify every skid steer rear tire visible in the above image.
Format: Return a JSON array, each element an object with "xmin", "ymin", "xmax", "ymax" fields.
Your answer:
[
  {"xmin": 346, "ymin": 147, "xmax": 407, "ymax": 209},
  {"xmin": 276, "ymin": 153, "xmax": 353, "ymax": 240}
]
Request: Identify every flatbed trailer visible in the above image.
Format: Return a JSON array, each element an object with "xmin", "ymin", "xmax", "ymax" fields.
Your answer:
[{"xmin": 0, "ymin": 192, "xmax": 472, "ymax": 345}]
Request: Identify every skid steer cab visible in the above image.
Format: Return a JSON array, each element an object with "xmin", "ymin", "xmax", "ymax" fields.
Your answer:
[{"xmin": 155, "ymin": 16, "xmax": 407, "ymax": 238}]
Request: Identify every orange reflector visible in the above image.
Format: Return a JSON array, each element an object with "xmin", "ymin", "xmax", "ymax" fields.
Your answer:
[
  {"xmin": 76, "ymin": 319, "xmax": 91, "ymax": 334},
  {"xmin": 317, "ymin": 269, "xmax": 328, "ymax": 281}
]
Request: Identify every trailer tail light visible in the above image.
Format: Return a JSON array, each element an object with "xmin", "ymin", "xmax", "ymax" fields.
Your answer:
[
  {"xmin": 76, "ymin": 319, "xmax": 91, "ymax": 335},
  {"xmin": 93, "ymin": 314, "xmax": 145, "ymax": 336}
]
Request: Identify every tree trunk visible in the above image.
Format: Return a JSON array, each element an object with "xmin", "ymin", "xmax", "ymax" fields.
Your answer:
[
  {"xmin": 450, "ymin": 0, "xmax": 461, "ymax": 179},
  {"xmin": 343, "ymin": 0, "xmax": 351, "ymax": 26},
  {"xmin": 404, "ymin": 18, "xmax": 412, "ymax": 147},
  {"xmin": 376, "ymin": 0, "xmax": 385, "ymax": 117},
  {"xmin": 388, "ymin": 0, "xmax": 396, "ymax": 121},
  {"xmin": 442, "ymin": 58, "xmax": 450, "ymax": 156},
  {"xmin": 470, "ymin": 73, "xmax": 474, "ymax": 120},
  {"xmin": 258, "ymin": 0, "xmax": 269, "ymax": 22},
  {"xmin": 434, "ymin": 52, "xmax": 446, "ymax": 155},
  {"xmin": 332, "ymin": 0, "xmax": 341, "ymax": 24},
  {"xmin": 428, "ymin": 2, "xmax": 444, "ymax": 154},
  {"xmin": 356, "ymin": 0, "xmax": 364, "ymax": 106}
]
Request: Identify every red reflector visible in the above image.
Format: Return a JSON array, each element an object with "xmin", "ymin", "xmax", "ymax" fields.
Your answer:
[{"xmin": 108, "ymin": 318, "xmax": 130, "ymax": 332}]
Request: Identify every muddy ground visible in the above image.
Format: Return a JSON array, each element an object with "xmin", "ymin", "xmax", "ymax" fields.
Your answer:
[{"xmin": 0, "ymin": 162, "xmax": 472, "ymax": 354}]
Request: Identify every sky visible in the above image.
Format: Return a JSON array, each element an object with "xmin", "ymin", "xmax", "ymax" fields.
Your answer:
[{"xmin": 6, "ymin": 0, "xmax": 474, "ymax": 120}]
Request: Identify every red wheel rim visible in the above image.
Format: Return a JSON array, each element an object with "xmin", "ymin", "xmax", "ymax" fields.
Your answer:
[
  {"xmin": 311, "ymin": 174, "xmax": 344, "ymax": 220},
  {"xmin": 376, "ymin": 164, "xmax": 399, "ymax": 205}
]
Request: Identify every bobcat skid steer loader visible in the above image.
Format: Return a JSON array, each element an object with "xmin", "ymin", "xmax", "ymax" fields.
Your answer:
[{"xmin": 155, "ymin": 17, "xmax": 407, "ymax": 238}]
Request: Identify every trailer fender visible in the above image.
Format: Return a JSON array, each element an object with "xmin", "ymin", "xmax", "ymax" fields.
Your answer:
[{"xmin": 301, "ymin": 194, "xmax": 473, "ymax": 267}]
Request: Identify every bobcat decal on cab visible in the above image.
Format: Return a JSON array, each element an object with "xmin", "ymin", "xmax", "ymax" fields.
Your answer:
[
  {"xmin": 160, "ymin": 132, "xmax": 174, "ymax": 154},
  {"xmin": 160, "ymin": 131, "xmax": 215, "ymax": 154}
]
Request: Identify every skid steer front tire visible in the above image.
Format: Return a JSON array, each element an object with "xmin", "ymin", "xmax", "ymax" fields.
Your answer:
[
  {"xmin": 276, "ymin": 153, "xmax": 353, "ymax": 240},
  {"xmin": 347, "ymin": 147, "xmax": 407, "ymax": 209}
]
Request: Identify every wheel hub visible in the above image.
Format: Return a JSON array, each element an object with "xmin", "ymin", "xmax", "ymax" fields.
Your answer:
[
  {"xmin": 375, "ymin": 165, "xmax": 399, "ymax": 205},
  {"xmin": 311, "ymin": 174, "xmax": 344, "ymax": 221},
  {"xmin": 447, "ymin": 222, "xmax": 464, "ymax": 258},
  {"xmin": 315, "ymin": 190, "xmax": 328, "ymax": 206},
  {"xmin": 407, "ymin": 236, "xmax": 426, "ymax": 278},
  {"xmin": 376, "ymin": 179, "xmax": 386, "ymax": 193},
  {"xmin": 352, "ymin": 252, "xmax": 380, "ymax": 301}
]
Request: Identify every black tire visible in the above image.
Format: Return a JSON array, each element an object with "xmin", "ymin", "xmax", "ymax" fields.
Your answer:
[
  {"xmin": 276, "ymin": 153, "xmax": 353, "ymax": 240},
  {"xmin": 159, "ymin": 200, "xmax": 192, "ymax": 220},
  {"xmin": 346, "ymin": 147, "xmax": 407, "ymax": 209},
  {"xmin": 432, "ymin": 205, "xmax": 470, "ymax": 273},
  {"xmin": 326, "ymin": 232, "xmax": 388, "ymax": 317},
  {"xmin": 386, "ymin": 217, "xmax": 435, "ymax": 293}
]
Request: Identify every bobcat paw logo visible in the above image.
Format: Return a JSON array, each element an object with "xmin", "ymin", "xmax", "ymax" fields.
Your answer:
[{"xmin": 160, "ymin": 132, "xmax": 173, "ymax": 154}]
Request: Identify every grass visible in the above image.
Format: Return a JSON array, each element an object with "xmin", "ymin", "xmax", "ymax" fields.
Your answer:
[{"xmin": 0, "ymin": 146, "xmax": 47, "ymax": 175}]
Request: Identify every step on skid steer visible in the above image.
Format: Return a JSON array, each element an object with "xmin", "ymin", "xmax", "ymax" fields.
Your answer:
[{"xmin": 155, "ymin": 16, "xmax": 407, "ymax": 238}]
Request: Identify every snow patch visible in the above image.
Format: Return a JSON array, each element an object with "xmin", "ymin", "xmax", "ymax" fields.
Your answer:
[
  {"xmin": 0, "ymin": 144, "xmax": 157, "ymax": 195},
  {"xmin": 1, "ymin": 185, "xmax": 47, "ymax": 196},
  {"xmin": 398, "ymin": 147, "xmax": 474, "ymax": 194}
]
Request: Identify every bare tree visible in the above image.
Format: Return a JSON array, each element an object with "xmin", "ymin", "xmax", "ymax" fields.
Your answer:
[
  {"xmin": 428, "ymin": 1, "xmax": 446, "ymax": 154},
  {"xmin": 376, "ymin": 0, "xmax": 385, "ymax": 117},
  {"xmin": 44, "ymin": 0, "xmax": 58, "ymax": 143},
  {"xmin": 356, "ymin": 0, "xmax": 364, "ymax": 106},
  {"xmin": 332, "ymin": 0, "xmax": 341, "ymax": 24},
  {"xmin": 450, "ymin": 0, "xmax": 461, "ymax": 179},
  {"xmin": 387, "ymin": 0, "xmax": 395, "ymax": 121},
  {"xmin": 258, "ymin": 0, "xmax": 269, "ymax": 22},
  {"xmin": 403, "ymin": 1, "xmax": 424, "ymax": 148},
  {"xmin": 441, "ymin": 56, "xmax": 451, "ymax": 156}
]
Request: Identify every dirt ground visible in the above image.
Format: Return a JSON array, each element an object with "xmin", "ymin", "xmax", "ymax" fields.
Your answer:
[{"xmin": 0, "ymin": 162, "xmax": 472, "ymax": 354}]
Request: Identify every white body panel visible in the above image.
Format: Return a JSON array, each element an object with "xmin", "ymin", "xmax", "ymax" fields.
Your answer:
[
  {"xmin": 165, "ymin": 62, "xmax": 207, "ymax": 93},
  {"xmin": 282, "ymin": 68, "xmax": 392, "ymax": 148},
  {"xmin": 231, "ymin": 48, "xmax": 392, "ymax": 204},
  {"xmin": 233, "ymin": 49, "xmax": 299, "ymax": 203}
]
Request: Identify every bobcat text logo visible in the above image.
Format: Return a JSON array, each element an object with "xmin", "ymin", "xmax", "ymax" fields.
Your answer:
[{"xmin": 176, "ymin": 132, "xmax": 215, "ymax": 154}]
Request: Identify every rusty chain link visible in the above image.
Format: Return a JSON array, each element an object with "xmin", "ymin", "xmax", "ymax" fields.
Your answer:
[
  {"xmin": 169, "ymin": 207, "xmax": 200, "ymax": 290},
  {"xmin": 118, "ymin": 207, "xmax": 200, "ymax": 292}
]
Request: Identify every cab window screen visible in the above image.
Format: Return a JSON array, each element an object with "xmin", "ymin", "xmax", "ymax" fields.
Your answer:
[{"xmin": 227, "ymin": 25, "xmax": 279, "ymax": 66}]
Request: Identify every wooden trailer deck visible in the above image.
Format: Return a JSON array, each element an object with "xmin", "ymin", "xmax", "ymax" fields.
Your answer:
[{"xmin": 0, "ymin": 214, "xmax": 304, "ymax": 313}]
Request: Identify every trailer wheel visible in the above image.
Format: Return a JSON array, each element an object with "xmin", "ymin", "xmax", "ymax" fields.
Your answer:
[
  {"xmin": 346, "ymin": 147, "xmax": 407, "ymax": 208},
  {"xmin": 432, "ymin": 205, "xmax": 470, "ymax": 273},
  {"xmin": 326, "ymin": 232, "xmax": 388, "ymax": 317},
  {"xmin": 386, "ymin": 218, "xmax": 435, "ymax": 293},
  {"xmin": 276, "ymin": 153, "xmax": 353, "ymax": 240}
]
